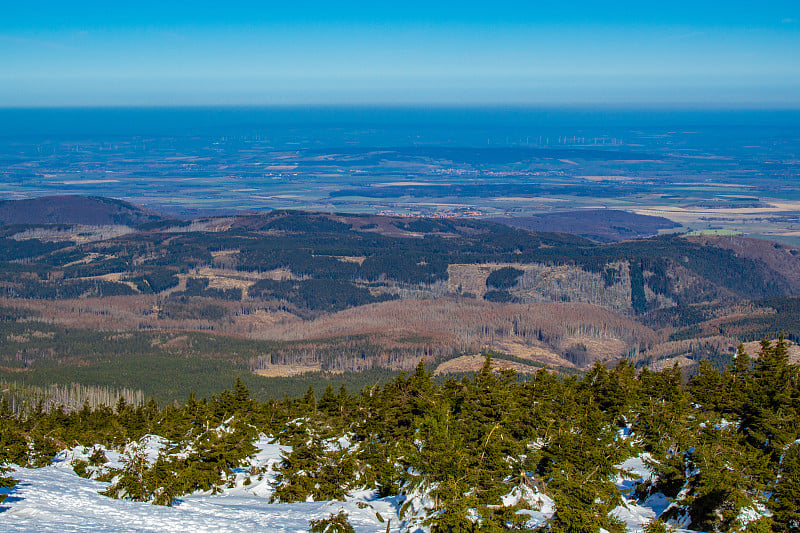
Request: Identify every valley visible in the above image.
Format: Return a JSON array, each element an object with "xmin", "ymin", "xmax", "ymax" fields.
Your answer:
[{"xmin": 1, "ymin": 196, "xmax": 799, "ymax": 403}]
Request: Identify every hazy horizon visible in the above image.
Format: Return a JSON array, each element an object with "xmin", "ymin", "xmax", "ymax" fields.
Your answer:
[{"xmin": 2, "ymin": 1, "xmax": 798, "ymax": 108}]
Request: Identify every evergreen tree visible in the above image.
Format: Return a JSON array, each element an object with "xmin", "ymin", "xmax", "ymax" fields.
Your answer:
[
  {"xmin": 636, "ymin": 365, "xmax": 695, "ymax": 498},
  {"xmin": 308, "ymin": 510, "xmax": 356, "ymax": 533},
  {"xmin": 232, "ymin": 377, "xmax": 255, "ymax": 415},
  {"xmin": 742, "ymin": 335, "xmax": 798, "ymax": 461},
  {"xmin": 689, "ymin": 360, "xmax": 728, "ymax": 413},
  {"xmin": 539, "ymin": 381, "xmax": 628, "ymax": 533},
  {"xmin": 102, "ymin": 444, "xmax": 152, "ymax": 502},
  {"xmin": 642, "ymin": 519, "xmax": 675, "ymax": 533},
  {"xmin": 678, "ymin": 426, "xmax": 768, "ymax": 531},
  {"xmin": 317, "ymin": 384, "xmax": 339, "ymax": 416},
  {"xmin": 771, "ymin": 443, "xmax": 800, "ymax": 531},
  {"xmin": 0, "ymin": 409, "xmax": 17, "ymax": 504},
  {"xmin": 727, "ymin": 343, "xmax": 753, "ymax": 414},
  {"xmin": 271, "ymin": 428, "xmax": 358, "ymax": 503},
  {"xmin": 301, "ymin": 385, "xmax": 317, "ymax": 416},
  {"xmin": 0, "ymin": 360, "xmax": 795, "ymax": 528}
]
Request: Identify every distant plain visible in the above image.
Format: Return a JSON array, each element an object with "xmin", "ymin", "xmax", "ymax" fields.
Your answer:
[{"xmin": 1, "ymin": 107, "xmax": 798, "ymax": 243}]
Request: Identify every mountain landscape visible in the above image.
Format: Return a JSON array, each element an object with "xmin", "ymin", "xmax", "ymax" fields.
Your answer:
[
  {"xmin": 0, "ymin": 176, "xmax": 798, "ymax": 533},
  {"xmin": 4, "ymin": 0, "xmax": 800, "ymax": 528},
  {"xmin": 0, "ymin": 196, "xmax": 165, "ymax": 226},
  {"xmin": 0, "ymin": 195, "xmax": 798, "ymax": 404}
]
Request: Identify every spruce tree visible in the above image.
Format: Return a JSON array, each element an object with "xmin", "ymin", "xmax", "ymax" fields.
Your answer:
[
  {"xmin": 539, "ymin": 381, "xmax": 628, "ymax": 533},
  {"xmin": 689, "ymin": 360, "xmax": 728, "ymax": 413},
  {"xmin": 743, "ymin": 335, "xmax": 797, "ymax": 461},
  {"xmin": 271, "ymin": 432, "xmax": 357, "ymax": 503},
  {"xmin": 103, "ymin": 444, "xmax": 151, "ymax": 502},
  {"xmin": 771, "ymin": 443, "xmax": 800, "ymax": 531},
  {"xmin": 309, "ymin": 510, "xmax": 356, "ymax": 533},
  {"xmin": 679, "ymin": 426, "xmax": 768, "ymax": 531},
  {"xmin": 728, "ymin": 343, "xmax": 753, "ymax": 415},
  {"xmin": 232, "ymin": 377, "xmax": 254, "ymax": 415},
  {"xmin": 636, "ymin": 364, "xmax": 695, "ymax": 498},
  {"xmin": 0, "ymin": 412, "xmax": 17, "ymax": 504},
  {"xmin": 318, "ymin": 384, "xmax": 339, "ymax": 416}
]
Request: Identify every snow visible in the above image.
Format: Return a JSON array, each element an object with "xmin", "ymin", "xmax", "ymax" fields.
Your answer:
[
  {"xmin": 55, "ymin": 444, "xmax": 121, "ymax": 473},
  {"xmin": 615, "ymin": 454, "xmax": 654, "ymax": 493},
  {"xmin": 0, "ymin": 465, "xmax": 402, "ymax": 532},
  {"xmin": 500, "ymin": 484, "xmax": 552, "ymax": 511},
  {"xmin": 322, "ymin": 434, "xmax": 354, "ymax": 453},
  {"xmin": 224, "ymin": 437, "xmax": 291, "ymax": 499},
  {"xmin": 0, "ymin": 434, "xmax": 401, "ymax": 532},
  {"xmin": 736, "ymin": 502, "xmax": 772, "ymax": 529},
  {"xmin": 0, "ymin": 446, "xmax": 753, "ymax": 532},
  {"xmin": 0, "ymin": 448, "xmax": 678, "ymax": 533},
  {"xmin": 610, "ymin": 454, "xmax": 694, "ymax": 533},
  {"xmin": 497, "ymin": 485, "xmax": 556, "ymax": 528}
]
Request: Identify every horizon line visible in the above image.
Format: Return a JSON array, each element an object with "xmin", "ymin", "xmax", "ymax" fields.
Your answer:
[{"xmin": 2, "ymin": 102, "xmax": 800, "ymax": 111}]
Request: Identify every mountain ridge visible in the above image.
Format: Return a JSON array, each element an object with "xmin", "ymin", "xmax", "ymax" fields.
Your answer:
[{"xmin": 0, "ymin": 195, "xmax": 166, "ymax": 227}]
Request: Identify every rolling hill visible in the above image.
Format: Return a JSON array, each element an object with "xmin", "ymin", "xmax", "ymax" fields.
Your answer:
[
  {"xmin": 0, "ymin": 196, "xmax": 798, "ymax": 400},
  {"xmin": 0, "ymin": 195, "xmax": 166, "ymax": 226}
]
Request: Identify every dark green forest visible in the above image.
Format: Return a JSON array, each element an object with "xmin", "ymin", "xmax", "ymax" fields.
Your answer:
[
  {"xmin": 0, "ymin": 211, "xmax": 794, "ymax": 315},
  {"xmin": 2, "ymin": 339, "xmax": 799, "ymax": 532},
  {"xmin": 0, "ymin": 312, "xmax": 404, "ymax": 402}
]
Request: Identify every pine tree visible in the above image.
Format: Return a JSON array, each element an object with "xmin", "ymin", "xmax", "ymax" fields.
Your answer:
[
  {"xmin": 271, "ymin": 426, "xmax": 358, "ymax": 503},
  {"xmin": 679, "ymin": 426, "xmax": 768, "ymax": 531},
  {"xmin": 771, "ymin": 443, "xmax": 800, "ymax": 531},
  {"xmin": 742, "ymin": 335, "xmax": 798, "ymax": 460},
  {"xmin": 308, "ymin": 510, "xmax": 356, "ymax": 533},
  {"xmin": 689, "ymin": 359, "xmax": 728, "ymax": 413},
  {"xmin": 318, "ymin": 384, "xmax": 339, "ymax": 416}
]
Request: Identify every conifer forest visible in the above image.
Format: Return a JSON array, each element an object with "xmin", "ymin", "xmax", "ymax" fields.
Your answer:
[{"xmin": 2, "ymin": 338, "xmax": 799, "ymax": 532}]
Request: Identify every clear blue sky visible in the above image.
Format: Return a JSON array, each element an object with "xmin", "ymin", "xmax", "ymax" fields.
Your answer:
[{"xmin": 1, "ymin": 1, "xmax": 798, "ymax": 107}]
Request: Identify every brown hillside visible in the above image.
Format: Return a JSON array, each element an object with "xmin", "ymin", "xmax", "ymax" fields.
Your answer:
[
  {"xmin": 249, "ymin": 298, "xmax": 657, "ymax": 371},
  {"xmin": 3, "ymin": 294, "xmax": 657, "ymax": 373}
]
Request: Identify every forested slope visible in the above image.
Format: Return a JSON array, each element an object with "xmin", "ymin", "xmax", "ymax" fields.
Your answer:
[
  {"xmin": 2, "ymin": 340, "xmax": 798, "ymax": 531},
  {"xmin": 1, "ymin": 204, "xmax": 800, "ymax": 396}
]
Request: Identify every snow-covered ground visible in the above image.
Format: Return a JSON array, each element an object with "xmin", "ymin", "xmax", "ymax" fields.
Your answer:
[
  {"xmin": 611, "ymin": 455, "xmax": 684, "ymax": 532},
  {"xmin": 0, "ymin": 435, "xmax": 403, "ymax": 533},
  {"xmin": 0, "ymin": 438, "xmax": 692, "ymax": 532},
  {"xmin": 0, "ymin": 465, "xmax": 401, "ymax": 532}
]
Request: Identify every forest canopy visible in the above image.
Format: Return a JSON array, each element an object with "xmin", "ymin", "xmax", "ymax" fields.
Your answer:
[{"xmin": 2, "ymin": 338, "xmax": 798, "ymax": 532}]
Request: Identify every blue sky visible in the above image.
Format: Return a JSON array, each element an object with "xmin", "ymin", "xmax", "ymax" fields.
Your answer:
[{"xmin": 1, "ymin": 1, "xmax": 798, "ymax": 107}]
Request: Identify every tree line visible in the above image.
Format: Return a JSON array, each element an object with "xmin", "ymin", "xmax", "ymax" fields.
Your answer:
[{"xmin": 1, "ymin": 337, "xmax": 798, "ymax": 531}]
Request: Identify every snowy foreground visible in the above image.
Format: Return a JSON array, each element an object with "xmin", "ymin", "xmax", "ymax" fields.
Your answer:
[
  {"xmin": 1, "ymin": 465, "xmax": 403, "ymax": 533},
  {"xmin": 0, "ymin": 436, "xmax": 686, "ymax": 532}
]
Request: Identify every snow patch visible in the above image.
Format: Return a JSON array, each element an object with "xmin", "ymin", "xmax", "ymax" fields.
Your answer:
[{"xmin": 0, "ymin": 463, "xmax": 403, "ymax": 532}]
